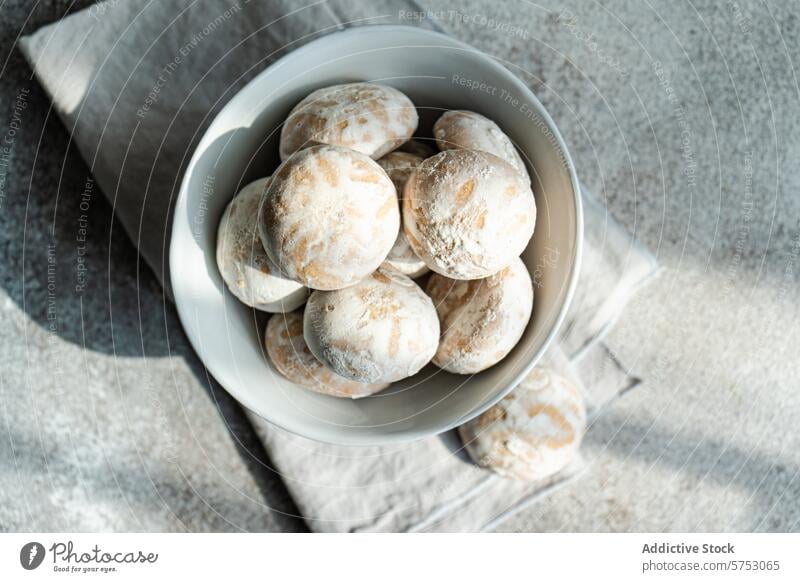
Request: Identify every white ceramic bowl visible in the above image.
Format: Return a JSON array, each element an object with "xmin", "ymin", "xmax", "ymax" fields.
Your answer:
[{"xmin": 170, "ymin": 25, "xmax": 583, "ymax": 446}]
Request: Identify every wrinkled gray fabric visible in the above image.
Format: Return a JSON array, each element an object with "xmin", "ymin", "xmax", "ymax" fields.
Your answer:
[
  {"xmin": 20, "ymin": 0, "xmax": 657, "ymax": 532},
  {"xmin": 250, "ymin": 341, "xmax": 626, "ymax": 533},
  {"xmin": 248, "ymin": 186, "xmax": 657, "ymax": 532}
]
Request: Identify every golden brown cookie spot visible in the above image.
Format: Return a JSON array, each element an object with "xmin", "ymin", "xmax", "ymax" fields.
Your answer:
[
  {"xmin": 455, "ymin": 178, "xmax": 476, "ymax": 204},
  {"xmin": 527, "ymin": 404, "xmax": 575, "ymax": 447},
  {"xmin": 454, "ymin": 334, "xmax": 474, "ymax": 353},
  {"xmin": 365, "ymin": 99, "xmax": 389, "ymax": 122},
  {"xmin": 301, "ymin": 261, "xmax": 335, "ymax": 287},
  {"xmin": 372, "ymin": 271, "xmax": 391, "ymax": 284},
  {"xmin": 316, "ymin": 156, "xmax": 339, "ymax": 187},
  {"xmin": 280, "ymin": 223, "xmax": 300, "ymax": 252},
  {"xmin": 291, "ymin": 166, "xmax": 315, "ymax": 186},
  {"xmin": 478, "ymin": 405, "xmax": 508, "ymax": 428},
  {"xmin": 274, "ymin": 345, "xmax": 292, "ymax": 367},
  {"xmin": 352, "ymin": 159, "xmax": 372, "ymax": 172},
  {"xmin": 377, "ymin": 196, "xmax": 397, "ymax": 219},
  {"xmin": 441, "ymin": 279, "xmax": 482, "ymax": 312},
  {"xmin": 287, "ymin": 317, "xmax": 303, "ymax": 336},
  {"xmin": 280, "ymin": 223, "xmax": 300, "ymax": 250},
  {"xmin": 366, "ymin": 294, "xmax": 399, "ymax": 320},
  {"xmin": 312, "ymin": 99, "xmax": 339, "ymax": 109},
  {"xmin": 346, "ymin": 206, "xmax": 365, "ymax": 221},
  {"xmin": 351, "ymin": 172, "xmax": 380, "ymax": 184}
]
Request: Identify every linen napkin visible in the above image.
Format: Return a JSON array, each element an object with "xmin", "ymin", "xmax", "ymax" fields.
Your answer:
[
  {"xmin": 247, "ymin": 187, "xmax": 657, "ymax": 532},
  {"xmin": 20, "ymin": 0, "xmax": 659, "ymax": 531}
]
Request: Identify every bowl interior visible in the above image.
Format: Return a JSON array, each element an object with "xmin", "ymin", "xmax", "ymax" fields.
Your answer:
[{"xmin": 170, "ymin": 26, "xmax": 581, "ymax": 445}]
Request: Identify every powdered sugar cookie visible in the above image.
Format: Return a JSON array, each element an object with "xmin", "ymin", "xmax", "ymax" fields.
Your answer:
[
  {"xmin": 403, "ymin": 149, "xmax": 536, "ymax": 279},
  {"xmin": 458, "ymin": 366, "xmax": 586, "ymax": 481},
  {"xmin": 265, "ymin": 310, "xmax": 389, "ymax": 398},
  {"xmin": 426, "ymin": 257, "xmax": 533, "ymax": 374},
  {"xmin": 259, "ymin": 145, "xmax": 399, "ymax": 290},
  {"xmin": 433, "ymin": 110, "xmax": 530, "ymax": 183},
  {"xmin": 377, "ymin": 152, "xmax": 428, "ymax": 278},
  {"xmin": 280, "ymin": 82, "xmax": 418, "ymax": 160},
  {"xmin": 216, "ymin": 178, "xmax": 308, "ymax": 312},
  {"xmin": 303, "ymin": 268, "xmax": 439, "ymax": 384}
]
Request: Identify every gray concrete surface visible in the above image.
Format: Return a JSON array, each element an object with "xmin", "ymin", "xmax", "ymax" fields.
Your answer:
[
  {"xmin": 1, "ymin": 0, "xmax": 799, "ymax": 532},
  {"xmin": 0, "ymin": 0, "xmax": 305, "ymax": 532}
]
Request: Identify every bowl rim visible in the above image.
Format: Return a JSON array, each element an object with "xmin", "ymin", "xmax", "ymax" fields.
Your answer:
[{"xmin": 170, "ymin": 24, "xmax": 584, "ymax": 446}]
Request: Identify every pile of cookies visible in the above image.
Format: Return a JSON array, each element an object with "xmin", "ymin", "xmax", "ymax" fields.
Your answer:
[{"xmin": 216, "ymin": 82, "xmax": 585, "ymax": 480}]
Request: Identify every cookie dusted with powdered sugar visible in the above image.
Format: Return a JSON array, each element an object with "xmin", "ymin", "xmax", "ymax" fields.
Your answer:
[
  {"xmin": 303, "ymin": 268, "xmax": 439, "ymax": 384},
  {"xmin": 426, "ymin": 257, "xmax": 533, "ymax": 374},
  {"xmin": 279, "ymin": 82, "xmax": 418, "ymax": 161},
  {"xmin": 264, "ymin": 310, "xmax": 389, "ymax": 399},
  {"xmin": 377, "ymin": 151, "xmax": 428, "ymax": 278},
  {"xmin": 215, "ymin": 178, "xmax": 308, "ymax": 312},
  {"xmin": 403, "ymin": 149, "xmax": 536, "ymax": 280},
  {"xmin": 258, "ymin": 145, "xmax": 399, "ymax": 291},
  {"xmin": 433, "ymin": 110, "xmax": 530, "ymax": 183},
  {"xmin": 458, "ymin": 366, "xmax": 586, "ymax": 481}
]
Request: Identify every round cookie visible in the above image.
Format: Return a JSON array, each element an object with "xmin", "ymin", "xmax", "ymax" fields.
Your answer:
[
  {"xmin": 216, "ymin": 178, "xmax": 308, "ymax": 312},
  {"xmin": 264, "ymin": 310, "xmax": 389, "ymax": 399},
  {"xmin": 280, "ymin": 82, "xmax": 418, "ymax": 161},
  {"xmin": 458, "ymin": 366, "xmax": 586, "ymax": 481},
  {"xmin": 303, "ymin": 268, "xmax": 440, "ymax": 384},
  {"xmin": 433, "ymin": 110, "xmax": 530, "ymax": 183},
  {"xmin": 403, "ymin": 149, "xmax": 536, "ymax": 280},
  {"xmin": 426, "ymin": 257, "xmax": 533, "ymax": 374},
  {"xmin": 377, "ymin": 152, "xmax": 428, "ymax": 278},
  {"xmin": 259, "ymin": 145, "xmax": 399, "ymax": 290}
]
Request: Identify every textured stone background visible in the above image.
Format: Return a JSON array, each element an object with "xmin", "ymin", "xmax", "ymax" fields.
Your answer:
[{"xmin": 1, "ymin": 0, "xmax": 799, "ymax": 532}]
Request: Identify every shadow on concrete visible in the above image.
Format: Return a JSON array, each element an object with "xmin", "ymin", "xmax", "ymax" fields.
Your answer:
[
  {"xmin": 0, "ymin": 15, "xmax": 307, "ymax": 531},
  {"xmin": 589, "ymin": 409, "xmax": 800, "ymax": 531}
]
